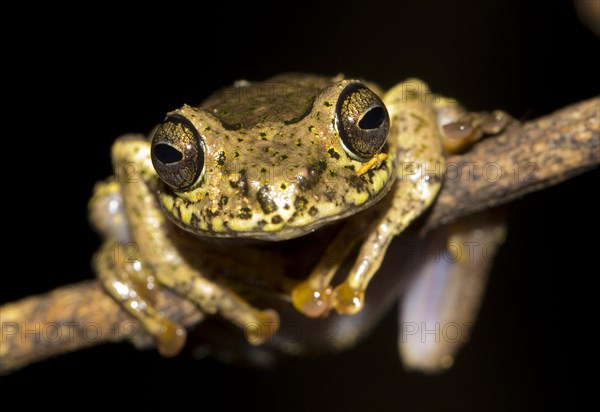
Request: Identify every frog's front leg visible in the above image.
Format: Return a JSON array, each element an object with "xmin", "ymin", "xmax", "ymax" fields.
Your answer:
[
  {"xmin": 293, "ymin": 79, "xmax": 445, "ymax": 315},
  {"xmin": 90, "ymin": 180, "xmax": 187, "ymax": 355},
  {"xmin": 95, "ymin": 241, "xmax": 188, "ymax": 355},
  {"xmin": 333, "ymin": 80, "xmax": 451, "ymax": 314},
  {"xmin": 91, "ymin": 135, "xmax": 279, "ymax": 355}
]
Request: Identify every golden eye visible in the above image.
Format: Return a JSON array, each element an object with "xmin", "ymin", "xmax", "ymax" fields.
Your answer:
[
  {"xmin": 336, "ymin": 83, "xmax": 390, "ymax": 161},
  {"xmin": 151, "ymin": 115, "xmax": 205, "ymax": 191}
]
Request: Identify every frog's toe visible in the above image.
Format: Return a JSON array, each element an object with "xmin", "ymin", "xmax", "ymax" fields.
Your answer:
[
  {"xmin": 481, "ymin": 110, "xmax": 511, "ymax": 134},
  {"xmin": 95, "ymin": 241, "xmax": 190, "ymax": 357},
  {"xmin": 441, "ymin": 110, "xmax": 514, "ymax": 153},
  {"xmin": 441, "ymin": 119, "xmax": 483, "ymax": 153},
  {"xmin": 332, "ymin": 283, "xmax": 364, "ymax": 315},
  {"xmin": 155, "ymin": 320, "xmax": 187, "ymax": 357},
  {"xmin": 291, "ymin": 280, "xmax": 333, "ymax": 318}
]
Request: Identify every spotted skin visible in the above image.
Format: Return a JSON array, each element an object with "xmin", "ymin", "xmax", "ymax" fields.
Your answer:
[
  {"xmin": 157, "ymin": 74, "xmax": 396, "ymax": 240},
  {"xmin": 89, "ymin": 74, "xmax": 453, "ymax": 355}
]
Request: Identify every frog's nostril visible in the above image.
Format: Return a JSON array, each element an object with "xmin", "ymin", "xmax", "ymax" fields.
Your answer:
[{"xmin": 154, "ymin": 144, "xmax": 183, "ymax": 164}]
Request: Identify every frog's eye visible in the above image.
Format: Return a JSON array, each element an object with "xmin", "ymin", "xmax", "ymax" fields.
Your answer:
[
  {"xmin": 336, "ymin": 83, "xmax": 390, "ymax": 160},
  {"xmin": 151, "ymin": 115, "xmax": 205, "ymax": 191}
]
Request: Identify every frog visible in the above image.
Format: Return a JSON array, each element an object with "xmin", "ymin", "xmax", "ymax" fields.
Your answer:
[{"xmin": 89, "ymin": 73, "xmax": 510, "ymax": 370}]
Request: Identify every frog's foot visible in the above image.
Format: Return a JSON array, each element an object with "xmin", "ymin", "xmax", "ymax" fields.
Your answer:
[
  {"xmin": 293, "ymin": 274, "xmax": 367, "ymax": 317},
  {"xmin": 441, "ymin": 110, "xmax": 512, "ymax": 153},
  {"xmin": 291, "ymin": 220, "xmax": 367, "ymax": 317},
  {"xmin": 292, "ymin": 209, "xmax": 395, "ymax": 317},
  {"xmin": 291, "ymin": 281, "xmax": 333, "ymax": 318},
  {"xmin": 329, "ymin": 230, "xmax": 394, "ymax": 316},
  {"xmin": 94, "ymin": 242, "xmax": 186, "ymax": 357}
]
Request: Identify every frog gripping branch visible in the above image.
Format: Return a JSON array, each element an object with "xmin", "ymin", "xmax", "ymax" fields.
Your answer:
[{"xmin": 0, "ymin": 74, "xmax": 597, "ymax": 374}]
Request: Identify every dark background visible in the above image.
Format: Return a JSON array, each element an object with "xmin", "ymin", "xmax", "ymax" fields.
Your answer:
[{"xmin": 2, "ymin": 1, "xmax": 597, "ymax": 410}]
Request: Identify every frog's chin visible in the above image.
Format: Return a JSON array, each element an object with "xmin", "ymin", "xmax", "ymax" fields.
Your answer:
[
  {"xmin": 165, "ymin": 209, "xmax": 362, "ymax": 242},
  {"xmin": 162, "ymin": 199, "xmax": 385, "ymax": 242},
  {"xmin": 156, "ymin": 173, "xmax": 394, "ymax": 242}
]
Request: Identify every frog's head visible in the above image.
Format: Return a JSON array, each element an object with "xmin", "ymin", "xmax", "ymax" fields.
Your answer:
[{"xmin": 150, "ymin": 74, "xmax": 396, "ymax": 240}]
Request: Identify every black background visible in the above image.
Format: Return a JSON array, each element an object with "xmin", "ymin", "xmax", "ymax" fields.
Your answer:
[{"xmin": 2, "ymin": 1, "xmax": 598, "ymax": 410}]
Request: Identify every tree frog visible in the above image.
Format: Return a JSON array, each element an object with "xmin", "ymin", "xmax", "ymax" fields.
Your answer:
[{"xmin": 89, "ymin": 74, "xmax": 508, "ymax": 371}]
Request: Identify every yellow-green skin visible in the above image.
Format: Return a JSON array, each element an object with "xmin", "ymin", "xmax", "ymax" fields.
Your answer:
[
  {"xmin": 89, "ymin": 73, "xmax": 446, "ymax": 357},
  {"xmin": 159, "ymin": 73, "xmax": 396, "ymax": 240}
]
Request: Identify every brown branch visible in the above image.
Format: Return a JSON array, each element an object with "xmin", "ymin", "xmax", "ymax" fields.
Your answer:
[
  {"xmin": 0, "ymin": 281, "xmax": 203, "ymax": 375},
  {"xmin": 424, "ymin": 97, "xmax": 599, "ymax": 231},
  {"xmin": 1, "ymin": 97, "xmax": 598, "ymax": 375}
]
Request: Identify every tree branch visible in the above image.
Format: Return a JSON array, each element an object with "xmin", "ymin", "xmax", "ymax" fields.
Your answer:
[
  {"xmin": 424, "ymin": 97, "xmax": 599, "ymax": 231},
  {"xmin": 1, "ymin": 97, "xmax": 598, "ymax": 375}
]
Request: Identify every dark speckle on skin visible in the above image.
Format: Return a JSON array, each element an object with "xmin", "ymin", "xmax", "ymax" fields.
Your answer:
[
  {"xmin": 297, "ymin": 160, "xmax": 327, "ymax": 191},
  {"xmin": 229, "ymin": 169, "xmax": 249, "ymax": 196},
  {"xmin": 239, "ymin": 207, "xmax": 252, "ymax": 220},
  {"xmin": 327, "ymin": 148, "xmax": 340, "ymax": 159},
  {"xmin": 324, "ymin": 189, "xmax": 336, "ymax": 201},
  {"xmin": 216, "ymin": 151, "xmax": 226, "ymax": 166},
  {"xmin": 257, "ymin": 185, "xmax": 278, "ymax": 214},
  {"xmin": 308, "ymin": 206, "xmax": 318, "ymax": 216},
  {"xmin": 297, "ymin": 167, "xmax": 320, "ymax": 190},
  {"xmin": 294, "ymin": 196, "xmax": 308, "ymax": 211},
  {"xmin": 349, "ymin": 175, "xmax": 367, "ymax": 192},
  {"xmin": 316, "ymin": 159, "xmax": 327, "ymax": 172},
  {"xmin": 271, "ymin": 215, "xmax": 283, "ymax": 224}
]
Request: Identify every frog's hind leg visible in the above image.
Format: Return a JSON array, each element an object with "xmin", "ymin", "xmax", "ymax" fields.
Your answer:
[{"xmin": 398, "ymin": 210, "xmax": 506, "ymax": 372}]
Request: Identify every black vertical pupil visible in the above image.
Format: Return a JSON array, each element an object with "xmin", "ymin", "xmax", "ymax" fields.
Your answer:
[
  {"xmin": 358, "ymin": 107, "xmax": 385, "ymax": 130},
  {"xmin": 154, "ymin": 144, "xmax": 183, "ymax": 164}
]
